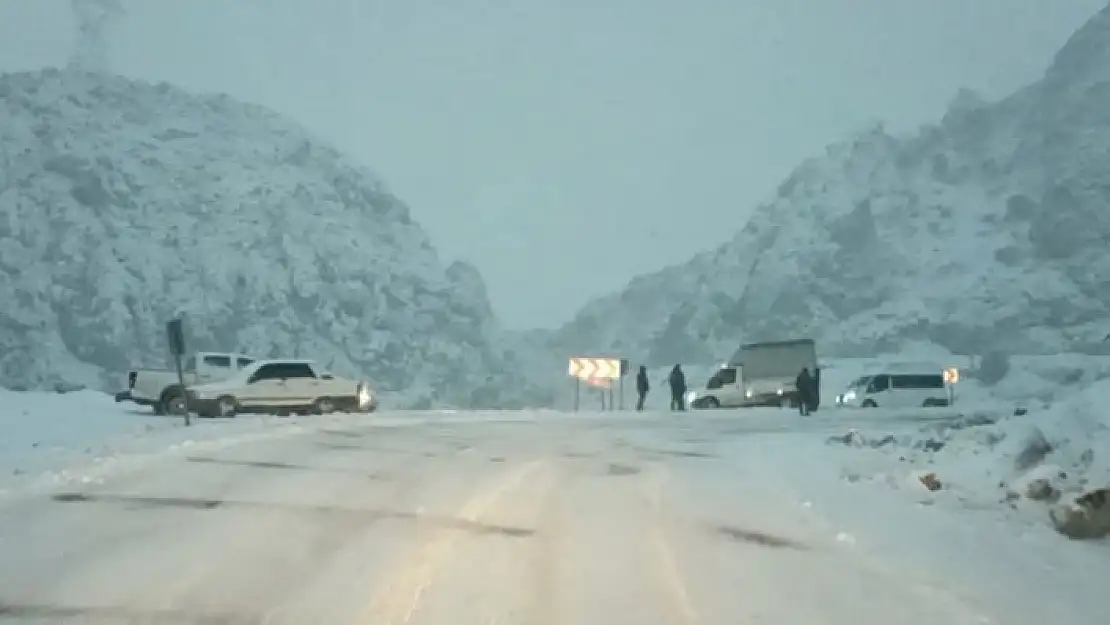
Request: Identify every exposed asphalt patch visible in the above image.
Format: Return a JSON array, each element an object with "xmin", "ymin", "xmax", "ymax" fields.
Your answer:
[
  {"xmin": 185, "ymin": 456, "xmax": 386, "ymax": 479},
  {"xmin": 50, "ymin": 492, "xmax": 533, "ymax": 537},
  {"xmin": 714, "ymin": 524, "xmax": 807, "ymax": 550},
  {"xmin": 53, "ymin": 492, "xmax": 222, "ymax": 510},
  {"xmin": 319, "ymin": 429, "xmax": 365, "ymax": 439},
  {"xmin": 189, "ymin": 457, "xmax": 301, "ymax": 470},
  {"xmin": 633, "ymin": 446, "xmax": 717, "ymax": 459},
  {"xmin": 606, "ymin": 463, "xmax": 641, "ymax": 476},
  {"xmin": 0, "ymin": 602, "xmax": 255, "ymax": 624},
  {"xmin": 317, "ymin": 442, "xmax": 364, "ymax": 451}
]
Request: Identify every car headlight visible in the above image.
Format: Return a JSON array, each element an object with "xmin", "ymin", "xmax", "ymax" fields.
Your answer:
[
  {"xmin": 776, "ymin": 388, "xmax": 784, "ymax": 395},
  {"xmin": 357, "ymin": 384, "xmax": 372, "ymax": 408},
  {"xmin": 843, "ymin": 390, "xmax": 856, "ymax": 401},
  {"xmin": 684, "ymin": 390, "xmax": 697, "ymax": 403},
  {"xmin": 745, "ymin": 389, "xmax": 753, "ymax": 398}
]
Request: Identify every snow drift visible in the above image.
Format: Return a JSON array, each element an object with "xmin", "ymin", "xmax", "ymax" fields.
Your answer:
[{"xmin": 822, "ymin": 362, "xmax": 1110, "ymax": 539}]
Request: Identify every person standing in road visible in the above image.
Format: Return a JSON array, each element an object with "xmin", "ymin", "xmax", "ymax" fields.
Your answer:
[
  {"xmin": 795, "ymin": 367, "xmax": 812, "ymax": 416},
  {"xmin": 808, "ymin": 367, "xmax": 821, "ymax": 414},
  {"xmin": 636, "ymin": 365, "xmax": 650, "ymax": 411},
  {"xmin": 668, "ymin": 364, "xmax": 687, "ymax": 411}
]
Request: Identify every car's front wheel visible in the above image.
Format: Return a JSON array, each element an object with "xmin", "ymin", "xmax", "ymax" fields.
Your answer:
[
  {"xmin": 215, "ymin": 395, "xmax": 238, "ymax": 418},
  {"xmin": 313, "ymin": 397, "xmax": 336, "ymax": 415}
]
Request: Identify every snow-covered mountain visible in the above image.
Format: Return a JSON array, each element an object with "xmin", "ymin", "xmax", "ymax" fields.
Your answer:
[
  {"xmin": 0, "ymin": 68, "xmax": 551, "ymax": 408},
  {"xmin": 552, "ymin": 3, "xmax": 1110, "ymax": 365}
]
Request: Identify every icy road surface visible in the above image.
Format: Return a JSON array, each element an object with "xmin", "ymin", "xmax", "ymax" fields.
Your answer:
[{"xmin": 0, "ymin": 411, "xmax": 1102, "ymax": 625}]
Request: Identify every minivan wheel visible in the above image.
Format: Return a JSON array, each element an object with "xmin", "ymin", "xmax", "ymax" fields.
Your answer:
[
  {"xmin": 703, "ymin": 397, "xmax": 720, "ymax": 409},
  {"xmin": 861, "ymin": 399, "xmax": 878, "ymax": 408},
  {"xmin": 314, "ymin": 397, "xmax": 336, "ymax": 415}
]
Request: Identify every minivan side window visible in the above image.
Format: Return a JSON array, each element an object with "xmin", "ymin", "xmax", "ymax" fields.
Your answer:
[
  {"xmin": 867, "ymin": 375, "xmax": 890, "ymax": 393},
  {"xmin": 237, "ymin": 357, "xmax": 254, "ymax": 368},
  {"xmin": 892, "ymin": 374, "xmax": 945, "ymax": 389}
]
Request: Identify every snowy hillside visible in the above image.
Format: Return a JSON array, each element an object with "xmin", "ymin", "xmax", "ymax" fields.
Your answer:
[
  {"xmin": 0, "ymin": 68, "xmax": 550, "ymax": 409},
  {"xmin": 552, "ymin": 3, "xmax": 1110, "ymax": 365}
]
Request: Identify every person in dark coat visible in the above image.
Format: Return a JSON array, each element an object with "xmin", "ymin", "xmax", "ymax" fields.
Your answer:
[
  {"xmin": 795, "ymin": 367, "xmax": 813, "ymax": 416},
  {"xmin": 808, "ymin": 367, "xmax": 821, "ymax": 413},
  {"xmin": 668, "ymin": 364, "xmax": 687, "ymax": 411},
  {"xmin": 635, "ymin": 366, "xmax": 650, "ymax": 411}
]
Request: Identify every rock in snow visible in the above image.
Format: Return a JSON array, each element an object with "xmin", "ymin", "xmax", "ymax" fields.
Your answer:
[
  {"xmin": 551, "ymin": 3, "xmax": 1110, "ymax": 365},
  {"xmin": 0, "ymin": 68, "xmax": 550, "ymax": 409}
]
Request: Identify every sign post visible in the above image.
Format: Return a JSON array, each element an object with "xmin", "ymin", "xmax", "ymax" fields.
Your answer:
[
  {"xmin": 619, "ymin": 358, "xmax": 629, "ymax": 410},
  {"xmin": 166, "ymin": 318, "xmax": 190, "ymax": 426},
  {"xmin": 568, "ymin": 356, "xmax": 624, "ymax": 413}
]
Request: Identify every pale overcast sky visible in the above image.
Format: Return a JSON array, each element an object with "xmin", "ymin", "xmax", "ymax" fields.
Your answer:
[{"xmin": 0, "ymin": 1, "xmax": 1104, "ymax": 328}]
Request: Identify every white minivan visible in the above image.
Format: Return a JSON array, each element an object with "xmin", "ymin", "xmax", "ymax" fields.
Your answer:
[{"xmin": 835, "ymin": 368, "xmax": 952, "ymax": 409}]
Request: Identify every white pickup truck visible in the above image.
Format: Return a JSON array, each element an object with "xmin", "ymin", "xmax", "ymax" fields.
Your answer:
[{"xmin": 115, "ymin": 351, "xmax": 256, "ymax": 415}]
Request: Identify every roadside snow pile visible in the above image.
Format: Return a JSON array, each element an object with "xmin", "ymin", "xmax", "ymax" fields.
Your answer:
[
  {"xmin": 825, "ymin": 377, "xmax": 1110, "ymax": 539},
  {"xmin": 0, "ymin": 388, "xmax": 323, "ymax": 497},
  {"xmin": 990, "ymin": 354, "xmax": 1110, "ymax": 407}
]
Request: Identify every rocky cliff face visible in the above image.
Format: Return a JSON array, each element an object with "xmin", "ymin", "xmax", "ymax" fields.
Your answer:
[
  {"xmin": 0, "ymin": 68, "xmax": 550, "ymax": 408},
  {"xmin": 552, "ymin": 3, "xmax": 1110, "ymax": 364}
]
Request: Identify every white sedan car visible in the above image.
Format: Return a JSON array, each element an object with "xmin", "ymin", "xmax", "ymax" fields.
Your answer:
[{"xmin": 186, "ymin": 359, "xmax": 376, "ymax": 417}]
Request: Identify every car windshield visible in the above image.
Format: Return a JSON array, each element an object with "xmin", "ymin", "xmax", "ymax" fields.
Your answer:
[{"xmin": 847, "ymin": 375, "xmax": 871, "ymax": 389}]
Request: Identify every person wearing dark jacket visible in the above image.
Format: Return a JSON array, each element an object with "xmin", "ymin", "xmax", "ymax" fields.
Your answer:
[
  {"xmin": 635, "ymin": 366, "xmax": 650, "ymax": 411},
  {"xmin": 795, "ymin": 367, "xmax": 813, "ymax": 416},
  {"xmin": 668, "ymin": 364, "xmax": 687, "ymax": 411},
  {"xmin": 808, "ymin": 367, "xmax": 821, "ymax": 413}
]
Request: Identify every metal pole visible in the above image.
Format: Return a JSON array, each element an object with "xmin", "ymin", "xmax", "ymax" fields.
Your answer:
[{"xmin": 174, "ymin": 353, "xmax": 190, "ymax": 426}]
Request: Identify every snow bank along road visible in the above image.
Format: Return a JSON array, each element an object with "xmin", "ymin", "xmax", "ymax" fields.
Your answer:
[{"xmin": 0, "ymin": 411, "xmax": 1102, "ymax": 625}]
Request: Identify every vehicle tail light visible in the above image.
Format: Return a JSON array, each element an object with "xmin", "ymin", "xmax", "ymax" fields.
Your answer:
[{"xmin": 128, "ymin": 371, "xmax": 137, "ymax": 389}]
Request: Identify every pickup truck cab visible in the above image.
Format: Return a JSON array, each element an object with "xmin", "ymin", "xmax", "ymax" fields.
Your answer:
[
  {"xmin": 186, "ymin": 359, "xmax": 376, "ymax": 417},
  {"xmin": 115, "ymin": 352, "xmax": 256, "ymax": 415}
]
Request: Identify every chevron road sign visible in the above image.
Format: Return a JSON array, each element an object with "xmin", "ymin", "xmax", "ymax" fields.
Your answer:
[{"xmin": 568, "ymin": 357, "xmax": 623, "ymax": 381}]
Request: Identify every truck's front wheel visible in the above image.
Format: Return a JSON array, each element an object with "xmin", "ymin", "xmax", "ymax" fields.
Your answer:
[{"xmin": 159, "ymin": 388, "xmax": 187, "ymax": 416}]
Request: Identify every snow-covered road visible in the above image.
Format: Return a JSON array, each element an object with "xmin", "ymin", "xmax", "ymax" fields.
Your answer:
[{"xmin": 0, "ymin": 411, "xmax": 1104, "ymax": 625}]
